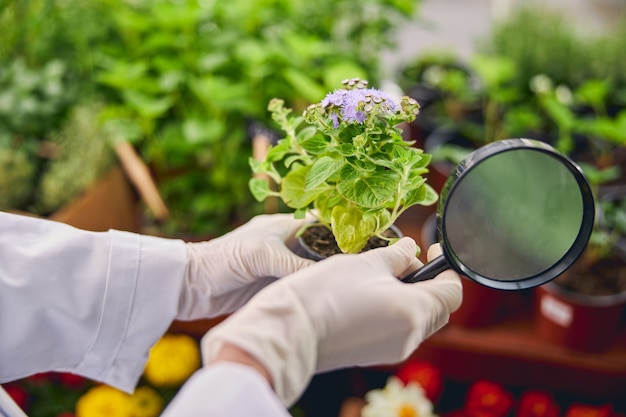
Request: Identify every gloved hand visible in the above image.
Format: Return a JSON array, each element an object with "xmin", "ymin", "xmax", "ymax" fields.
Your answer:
[
  {"xmin": 201, "ymin": 238, "xmax": 463, "ymax": 406},
  {"xmin": 177, "ymin": 214, "xmax": 315, "ymax": 320}
]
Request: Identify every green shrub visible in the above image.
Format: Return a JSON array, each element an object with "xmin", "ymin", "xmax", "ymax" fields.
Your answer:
[
  {"xmin": 479, "ymin": 6, "xmax": 626, "ymax": 107},
  {"xmin": 97, "ymin": 0, "xmax": 419, "ymax": 236}
]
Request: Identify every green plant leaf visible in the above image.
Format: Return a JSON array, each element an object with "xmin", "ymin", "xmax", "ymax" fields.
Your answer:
[
  {"xmin": 297, "ymin": 126, "xmax": 318, "ymax": 141},
  {"xmin": 280, "ymin": 165, "xmax": 324, "ymax": 208},
  {"xmin": 97, "ymin": 62, "xmax": 148, "ymax": 90},
  {"xmin": 300, "ymin": 133, "xmax": 329, "ymax": 154},
  {"xmin": 294, "ymin": 208, "xmax": 307, "ymax": 219},
  {"xmin": 404, "ymin": 182, "xmax": 438, "ymax": 207},
  {"xmin": 266, "ymin": 141, "xmax": 291, "ymax": 162},
  {"xmin": 314, "ymin": 190, "xmax": 346, "ymax": 222},
  {"xmin": 122, "ymin": 90, "xmax": 173, "ymax": 118},
  {"xmin": 337, "ymin": 170, "xmax": 398, "ymax": 208},
  {"xmin": 182, "ymin": 118, "xmax": 224, "ymax": 144},
  {"xmin": 331, "ymin": 205, "xmax": 376, "ymax": 253},
  {"xmin": 338, "ymin": 163, "xmax": 361, "ymax": 181},
  {"xmin": 305, "ymin": 156, "xmax": 343, "ymax": 190},
  {"xmin": 337, "ymin": 143, "xmax": 357, "ymax": 156},
  {"xmin": 249, "ymin": 177, "xmax": 274, "ymax": 202}
]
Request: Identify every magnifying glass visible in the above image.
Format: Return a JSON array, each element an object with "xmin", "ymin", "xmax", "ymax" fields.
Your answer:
[{"xmin": 401, "ymin": 138, "xmax": 595, "ymax": 290}]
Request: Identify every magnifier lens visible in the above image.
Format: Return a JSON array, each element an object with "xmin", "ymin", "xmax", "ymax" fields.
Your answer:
[{"xmin": 442, "ymin": 149, "xmax": 584, "ymax": 282}]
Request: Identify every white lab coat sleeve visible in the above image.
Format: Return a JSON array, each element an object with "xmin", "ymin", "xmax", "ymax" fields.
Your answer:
[
  {"xmin": 0, "ymin": 212, "xmax": 187, "ymax": 392},
  {"xmin": 161, "ymin": 362, "xmax": 291, "ymax": 417}
]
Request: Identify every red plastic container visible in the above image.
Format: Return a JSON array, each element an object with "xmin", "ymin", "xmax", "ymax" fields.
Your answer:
[{"xmin": 534, "ymin": 282, "xmax": 626, "ymax": 352}]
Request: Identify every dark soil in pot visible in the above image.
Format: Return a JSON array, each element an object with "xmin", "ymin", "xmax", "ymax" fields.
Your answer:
[
  {"xmin": 553, "ymin": 256, "xmax": 626, "ymax": 297},
  {"xmin": 297, "ymin": 224, "xmax": 401, "ymax": 260}
]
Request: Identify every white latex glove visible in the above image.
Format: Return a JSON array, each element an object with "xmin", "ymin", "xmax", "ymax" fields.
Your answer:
[
  {"xmin": 201, "ymin": 238, "xmax": 462, "ymax": 406},
  {"xmin": 177, "ymin": 214, "xmax": 315, "ymax": 320}
]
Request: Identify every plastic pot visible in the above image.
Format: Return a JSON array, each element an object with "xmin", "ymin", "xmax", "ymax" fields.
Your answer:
[{"xmin": 534, "ymin": 280, "xmax": 626, "ymax": 352}]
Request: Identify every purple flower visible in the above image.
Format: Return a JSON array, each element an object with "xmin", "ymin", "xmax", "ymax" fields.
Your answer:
[
  {"xmin": 320, "ymin": 87, "xmax": 398, "ymax": 127},
  {"xmin": 321, "ymin": 90, "xmax": 346, "ymax": 108}
]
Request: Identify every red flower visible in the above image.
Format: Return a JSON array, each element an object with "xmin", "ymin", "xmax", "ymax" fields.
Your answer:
[
  {"xmin": 565, "ymin": 404, "xmax": 612, "ymax": 417},
  {"xmin": 3, "ymin": 383, "xmax": 28, "ymax": 409},
  {"xmin": 395, "ymin": 360, "xmax": 443, "ymax": 402},
  {"xmin": 465, "ymin": 381, "xmax": 515, "ymax": 417},
  {"xmin": 517, "ymin": 391, "xmax": 560, "ymax": 417},
  {"xmin": 26, "ymin": 372, "xmax": 53, "ymax": 386},
  {"xmin": 56, "ymin": 372, "xmax": 87, "ymax": 390}
]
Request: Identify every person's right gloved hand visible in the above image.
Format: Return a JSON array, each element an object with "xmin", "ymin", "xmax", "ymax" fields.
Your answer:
[{"xmin": 201, "ymin": 237, "xmax": 462, "ymax": 406}]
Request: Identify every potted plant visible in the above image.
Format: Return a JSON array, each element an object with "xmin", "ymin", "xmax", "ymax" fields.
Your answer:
[
  {"xmin": 94, "ymin": 0, "xmax": 420, "ymax": 238},
  {"xmin": 396, "ymin": 48, "xmax": 480, "ymax": 149},
  {"xmin": 526, "ymin": 71, "xmax": 626, "ymax": 353},
  {"xmin": 249, "ymin": 78, "xmax": 437, "ymax": 259},
  {"xmin": 534, "ymin": 173, "xmax": 626, "ymax": 352},
  {"xmin": 531, "ymin": 77, "xmax": 626, "ymax": 349}
]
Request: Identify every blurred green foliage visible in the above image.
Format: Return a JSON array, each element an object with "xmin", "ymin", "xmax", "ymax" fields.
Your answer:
[
  {"xmin": 478, "ymin": 6, "xmax": 626, "ymax": 108},
  {"xmin": 0, "ymin": 0, "xmax": 419, "ymax": 235},
  {"xmin": 397, "ymin": 5, "xmax": 626, "ymax": 268}
]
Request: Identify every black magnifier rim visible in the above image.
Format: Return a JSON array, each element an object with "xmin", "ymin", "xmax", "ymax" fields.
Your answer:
[{"xmin": 437, "ymin": 138, "xmax": 595, "ymax": 290}]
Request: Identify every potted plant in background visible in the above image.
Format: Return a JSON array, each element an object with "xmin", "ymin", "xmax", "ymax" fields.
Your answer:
[
  {"xmin": 523, "ymin": 69, "xmax": 626, "ymax": 352},
  {"xmin": 398, "ymin": 52, "xmax": 542, "ymax": 328},
  {"xmin": 249, "ymin": 78, "xmax": 437, "ymax": 259},
  {"xmin": 396, "ymin": 49, "xmax": 480, "ymax": 149},
  {"xmin": 95, "ymin": 0, "xmax": 421, "ymax": 238},
  {"xmin": 398, "ymin": 4, "xmax": 626, "ymax": 330},
  {"xmin": 534, "ymin": 162, "xmax": 626, "ymax": 352},
  {"xmin": 0, "ymin": 0, "xmax": 148, "ymax": 232}
]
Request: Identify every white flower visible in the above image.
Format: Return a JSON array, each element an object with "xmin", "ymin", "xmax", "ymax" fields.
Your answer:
[{"xmin": 361, "ymin": 377, "xmax": 437, "ymax": 417}]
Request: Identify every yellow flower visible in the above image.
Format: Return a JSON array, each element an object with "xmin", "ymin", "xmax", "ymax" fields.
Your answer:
[
  {"xmin": 362, "ymin": 377, "xmax": 437, "ymax": 417},
  {"xmin": 144, "ymin": 333, "xmax": 201, "ymax": 387},
  {"xmin": 130, "ymin": 386, "xmax": 164, "ymax": 417},
  {"xmin": 75, "ymin": 385, "xmax": 133, "ymax": 417}
]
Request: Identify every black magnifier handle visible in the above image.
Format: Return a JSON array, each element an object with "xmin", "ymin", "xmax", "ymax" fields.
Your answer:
[{"xmin": 401, "ymin": 255, "xmax": 449, "ymax": 283}]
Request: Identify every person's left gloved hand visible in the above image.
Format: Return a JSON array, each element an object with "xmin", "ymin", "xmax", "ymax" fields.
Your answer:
[{"xmin": 177, "ymin": 214, "xmax": 315, "ymax": 320}]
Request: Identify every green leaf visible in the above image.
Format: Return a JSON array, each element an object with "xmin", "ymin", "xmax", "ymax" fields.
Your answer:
[
  {"xmin": 294, "ymin": 208, "xmax": 307, "ymax": 219},
  {"xmin": 352, "ymin": 158, "xmax": 377, "ymax": 172},
  {"xmin": 331, "ymin": 206, "xmax": 376, "ymax": 253},
  {"xmin": 266, "ymin": 141, "xmax": 291, "ymax": 162},
  {"xmin": 337, "ymin": 143, "xmax": 357, "ymax": 156},
  {"xmin": 97, "ymin": 62, "xmax": 148, "ymax": 90},
  {"xmin": 337, "ymin": 170, "xmax": 399, "ymax": 208},
  {"xmin": 296, "ymin": 126, "xmax": 318, "ymax": 142},
  {"xmin": 285, "ymin": 154, "xmax": 307, "ymax": 168},
  {"xmin": 249, "ymin": 178, "xmax": 274, "ymax": 202},
  {"xmin": 280, "ymin": 165, "xmax": 324, "ymax": 208},
  {"xmin": 315, "ymin": 190, "xmax": 346, "ymax": 221},
  {"xmin": 300, "ymin": 134, "xmax": 329, "ymax": 154},
  {"xmin": 404, "ymin": 182, "xmax": 438, "ymax": 207},
  {"xmin": 338, "ymin": 163, "xmax": 361, "ymax": 181},
  {"xmin": 123, "ymin": 90, "xmax": 173, "ymax": 118},
  {"xmin": 182, "ymin": 118, "xmax": 225, "ymax": 144},
  {"xmin": 305, "ymin": 156, "xmax": 343, "ymax": 190}
]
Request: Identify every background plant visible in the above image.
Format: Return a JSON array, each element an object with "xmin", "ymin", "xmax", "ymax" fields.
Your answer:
[
  {"xmin": 250, "ymin": 79, "xmax": 437, "ymax": 254},
  {"xmin": 0, "ymin": 0, "xmax": 420, "ymax": 237},
  {"xmin": 95, "ymin": 0, "xmax": 420, "ymax": 236},
  {"xmin": 0, "ymin": 0, "xmax": 117, "ymax": 214},
  {"xmin": 478, "ymin": 5, "xmax": 626, "ymax": 109}
]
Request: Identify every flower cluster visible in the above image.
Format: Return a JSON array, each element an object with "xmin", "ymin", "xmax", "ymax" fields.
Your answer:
[
  {"xmin": 2, "ymin": 333, "xmax": 201, "ymax": 417},
  {"xmin": 319, "ymin": 79, "xmax": 400, "ymax": 127},
  {"xmin": 359, "ymin": 360, "xmax": 618, "ymax": 417}
]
